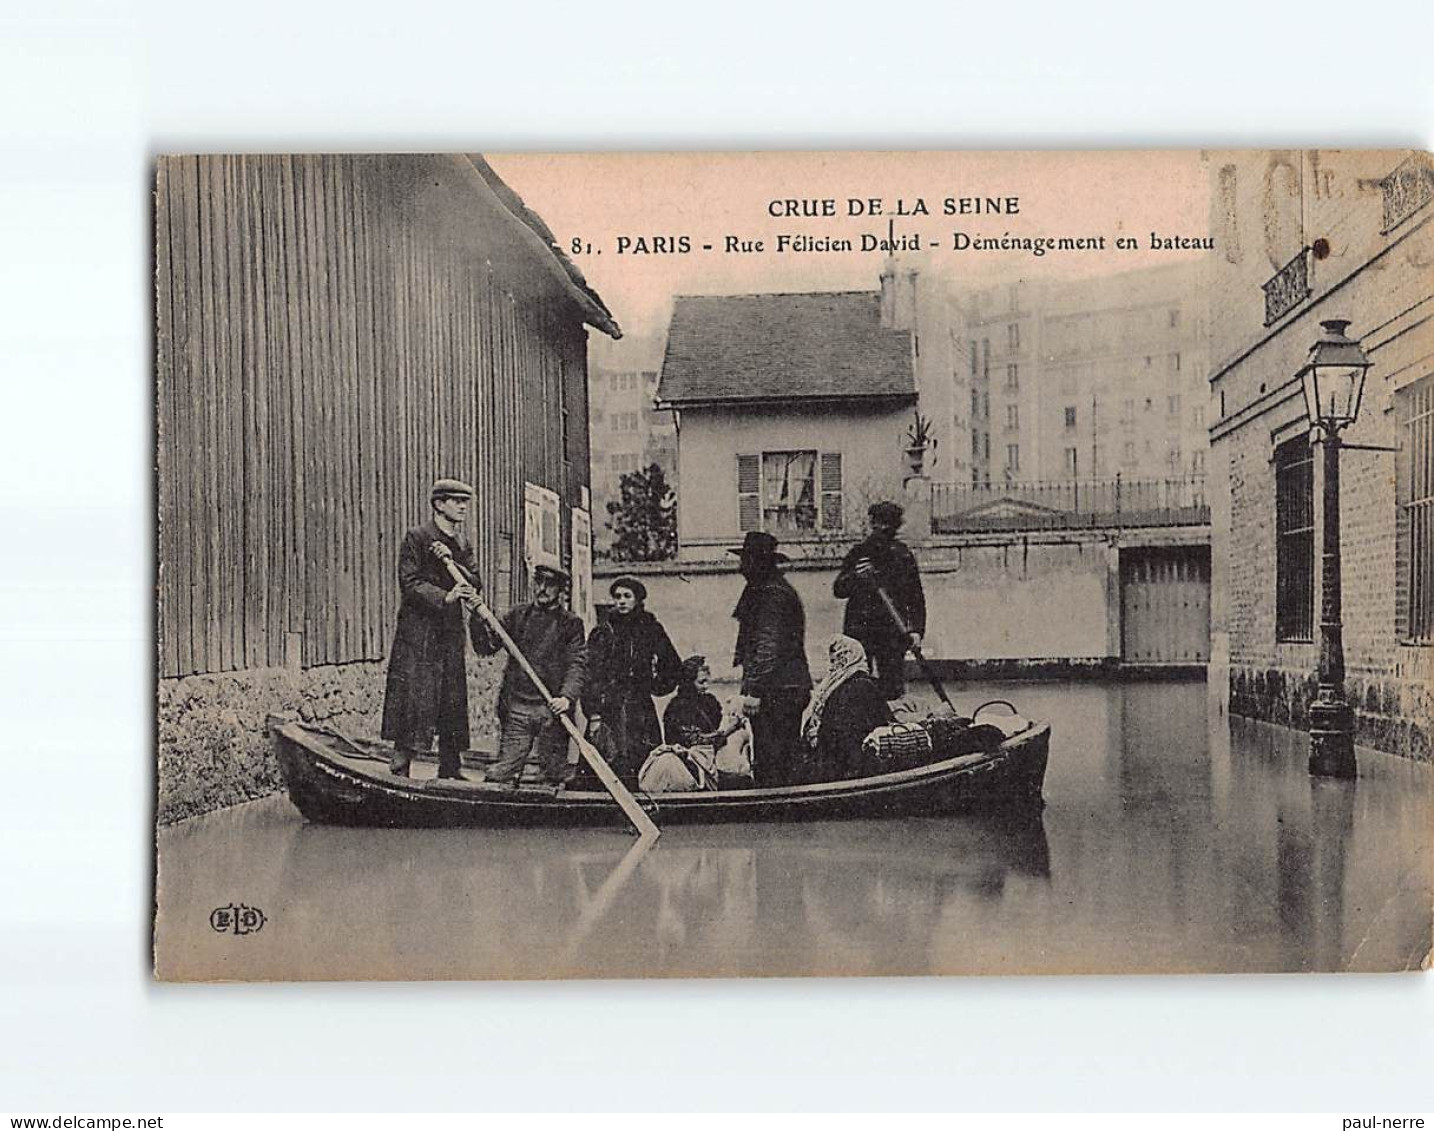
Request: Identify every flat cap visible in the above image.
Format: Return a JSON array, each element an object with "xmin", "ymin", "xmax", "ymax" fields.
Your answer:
[
  {"xmin": 430, "ymin": 478, "xmax": 475, "ymax": 501},
  {"xmin": 868, "ymin": 500, "xmax": 904, "ymax": 527},
  {"xmin": 533, "ymin": 563, "xmax": 571, "ymax": 586}
]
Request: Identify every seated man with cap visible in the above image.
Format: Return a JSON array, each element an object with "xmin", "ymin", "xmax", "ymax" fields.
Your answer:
[
  {"xmin": 472, "ymin": 562, "xmax": 588, "ymax": 789},
  {"xmin": 380, "ymin": 477, "xmax": 487, "ymax": 780}
]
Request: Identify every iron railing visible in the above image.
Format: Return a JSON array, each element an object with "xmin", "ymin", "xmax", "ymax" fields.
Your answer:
[{"xmin": 931, "ymin": 474, "xmax": 1209, "ymax": 534}]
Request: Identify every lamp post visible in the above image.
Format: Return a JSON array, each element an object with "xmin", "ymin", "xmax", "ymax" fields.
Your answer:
[{"xmin": 1297, "ymin": 319, "xmax": 1372, "ymax": 778}]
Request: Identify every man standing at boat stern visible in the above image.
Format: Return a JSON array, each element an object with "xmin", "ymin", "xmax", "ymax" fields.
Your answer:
[
  {"xmin": 472, "ymin": 563, "xmax": 588, "ymax": 788},
  {"xmin": 381, "ymin": 478, "xmax": 486, "ymax": 780},
  {"xmin": 833, "ymin": 500, "xmax": 926, "ymax": 702},
  {"xmin": 730, "ymin": 531, "xmax": 813, "ymax": 787}
]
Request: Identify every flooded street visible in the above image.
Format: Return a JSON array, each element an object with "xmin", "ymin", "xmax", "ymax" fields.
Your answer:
[{"xmin": 155, "ymin": 679, "xmax": 1431, "ymax": 981}]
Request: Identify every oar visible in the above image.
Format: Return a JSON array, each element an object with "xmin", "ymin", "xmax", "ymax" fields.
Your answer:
[
  {"xmin": 871, "ymin": 581, "xmax": 957, "ymax": 713},
  {"xmin": 433, "ymin": 546, "xmax": 660, "ymax": 840}
]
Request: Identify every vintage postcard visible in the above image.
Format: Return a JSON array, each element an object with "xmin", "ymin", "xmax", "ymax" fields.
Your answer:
[{"xmin": 153, "ymin": 149, "xmax": 1432, "ymax": 981}]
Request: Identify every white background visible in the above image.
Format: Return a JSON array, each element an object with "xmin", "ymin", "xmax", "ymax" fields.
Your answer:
[{"xmin": 1, "ymin": 0, "xmax": 1431, "ymax": 1113}]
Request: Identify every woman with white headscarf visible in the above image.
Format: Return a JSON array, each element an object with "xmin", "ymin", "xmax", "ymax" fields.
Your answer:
[{"xmin": 802, "ymin": 634, "xmax": 894, "ymax": 781}]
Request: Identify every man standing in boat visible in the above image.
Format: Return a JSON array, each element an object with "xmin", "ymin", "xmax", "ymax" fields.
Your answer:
[
  {"xmin": 472, "ymin": 563, "xmax": 588, "ymax": 789},
  {"xmin": 729, "ymin": 531, "xmax": 813, "ymax": 786},
  {"xmin": 380, "ymin": 478, "xmax": 485, "ymax": 780},
  {"xmin": 832, "ymin": 500, "xmax": 927, "ymax": 702}
]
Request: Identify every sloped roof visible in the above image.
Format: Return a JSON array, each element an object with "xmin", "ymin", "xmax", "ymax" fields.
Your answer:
[
  {"xmin": 466, "ymin": 155, "xmax": 621, "ymax": 339},
  {"xmin": 658, "ymin": 291, "xmax": 915, "ymax": 405}
]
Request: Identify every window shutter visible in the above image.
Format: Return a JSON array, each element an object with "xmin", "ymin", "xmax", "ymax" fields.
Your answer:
[
  {"xmin": 820, "ymin": 451, "xmax": 843, "ymax": 530},
  {"xmin": 737, "ymin": 454, "xmax": 760, "ymax": 532}
]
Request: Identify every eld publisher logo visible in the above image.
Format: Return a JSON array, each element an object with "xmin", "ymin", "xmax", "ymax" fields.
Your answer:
[{"xmin": 209, "ymin": 903, "xmax": 266, "ymax": 936}]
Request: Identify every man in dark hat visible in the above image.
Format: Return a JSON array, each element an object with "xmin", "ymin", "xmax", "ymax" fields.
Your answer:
[
  {"xmin": 473, "ymin": 562, "xmax": 588, "ymax": 788},
  {"xmin": 728, "ymin": 531, "xmax": 813, "ymax": 786},
  {"xmin": 833, "ymin": 500, "xmax": 927, "ymax": 701},
  {"xmin": 381, "ymin": 478, "xmax": 486, "ymax": 780}
]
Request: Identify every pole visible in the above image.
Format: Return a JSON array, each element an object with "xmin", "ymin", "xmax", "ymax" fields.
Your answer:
[
  {"xmin": 435, "ymin": 548, "xmax": 660, "ymax": 838},
  {"xmin": 1309, "ymin": 430, "xmax": 1356, "ymax": 778},
  {"xmin": 872, "ymin": 583, "xmax": 957, "ymax": 713}
]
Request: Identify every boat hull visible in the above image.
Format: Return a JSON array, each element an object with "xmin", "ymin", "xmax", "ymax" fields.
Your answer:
[{"xmin": 270, "ymin": 717, "xmax": 1050, "ymax": 829}]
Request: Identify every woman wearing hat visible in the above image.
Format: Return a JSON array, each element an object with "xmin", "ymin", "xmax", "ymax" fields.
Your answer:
[{"xmin": 581, "ymin": 575, "xmax": 683, "ymax": 788}]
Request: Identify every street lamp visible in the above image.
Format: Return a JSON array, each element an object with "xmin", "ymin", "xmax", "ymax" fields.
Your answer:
[{"xmin": 1297, "ymin": 319, "xmax": 1372, "ymax": 778}]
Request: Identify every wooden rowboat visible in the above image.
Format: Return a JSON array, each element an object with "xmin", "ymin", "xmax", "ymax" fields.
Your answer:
[{"xmin": 269, "ymin": 714, "xmax": 1050, "ymax": 829}]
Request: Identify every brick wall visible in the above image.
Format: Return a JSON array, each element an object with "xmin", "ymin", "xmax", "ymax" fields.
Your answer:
[{"xmin": 1209, "ymin": 149, "xmax": 1432, "ymax": 761}]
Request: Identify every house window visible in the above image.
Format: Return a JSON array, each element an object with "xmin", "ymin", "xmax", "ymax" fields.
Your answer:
[
  {"xmin": 1064, "ymin": 406, "xmax": 1077, "ymax": 430},
  {"xmin": 1170, "ymin": 352, "xmax": 1181, "ymax": 373},
  {"xmin": 1008, "ymin": 322, "xmax": 1020, "ymax": 350},
  {"xmin": 1122, "ymin": 441, "xmax": 1136, "ymax": 463},
  {"xmin": 1169, "ymin": 309, "xmax": 1180, "ymax": 328},
  {"xmin": 1006, "ymin": 404, "xmax": 1019, "ymax": 430},
  {"xmin": 1275, "ymin": 436, "xmax": 1315, "ymax": 643},
  {"xmin": 1063, "ymin": 447, "xmax": 1079, "ymax": 476},
  {"xmin": 1006, "ymin": 363, "xmax": 1019, "ymax": 390},
  {"xmin": 970, "ymin": 340, "xmax": 978, "ymax": 377},
  {"xmin": 737, "ymin": 450, "xmax": 843, "ymax": 534},
  {"xmin": 1168, "ymin": 395, "xmax": 1181, "ymax": 416},
  {"xmin": 971, "ymin": 390, "xmax": 981, "ymax": 418},
  {"xmin": 1167, "ymin": 446, "xmax": 1183, "ymax": 472},
  {"xmin": 982, "ymin": 339, "xmax": 990, "ymax": 380},
  {"xmin": 1398, "ymin": 375, "xmax": 1434, "ymax": 642},
  {"xmin": 1006, "ymin": 444, "xmax": 1020, "ymax": 471},
  {"xmin": 1192, "ymin": 450, "xmax": 1205, "ymax": 473}
]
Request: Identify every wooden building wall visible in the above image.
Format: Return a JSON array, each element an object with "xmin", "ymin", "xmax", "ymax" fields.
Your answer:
[{"xmin": 156, "ymin": 154, "xmax": 593, "ymax": 679}]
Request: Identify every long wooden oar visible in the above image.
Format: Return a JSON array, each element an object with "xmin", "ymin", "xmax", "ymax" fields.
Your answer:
[
  {"xmin": 434, "ymin": 547, "xmax": 659, "ymax": 840},
  {"xmin": 872, "ymin": 582, "xmax": 957, "ymax": 713}
]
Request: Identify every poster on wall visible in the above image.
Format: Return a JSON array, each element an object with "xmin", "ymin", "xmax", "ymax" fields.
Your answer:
[
  {"xmin": 571, "ymin": 506, "xmax": 594, "ymax": 631},
  {"xmin": 153, "ymin": 149, "xmax": 1432, "ymax": 982},
  {"xmin": 523, "ymin": 481, "xmax": 561, "ymax": 579}
]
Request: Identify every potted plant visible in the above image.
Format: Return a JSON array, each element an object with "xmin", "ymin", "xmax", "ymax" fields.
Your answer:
[{"xmin": 904, "ymin": 410, "xmax": 937, "ymax": 475}]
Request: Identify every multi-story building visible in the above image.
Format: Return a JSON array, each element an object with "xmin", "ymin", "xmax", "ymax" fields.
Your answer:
[
  {"xmin": 954, "ymin": 263, "xmax": 1210, "ymax": 487},
  {"xmin": 588, "ymin": 332, "xmax": 676, "ymax": 558},
  {"xmin": 1207, "ymin": 148, "xmax": 1432, "ymax": 760}
]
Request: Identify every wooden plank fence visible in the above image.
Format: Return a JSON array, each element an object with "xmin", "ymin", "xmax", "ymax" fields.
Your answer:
[{"xmin": 155, "ymin": 154, "xmax": 593, "ymax": 678}]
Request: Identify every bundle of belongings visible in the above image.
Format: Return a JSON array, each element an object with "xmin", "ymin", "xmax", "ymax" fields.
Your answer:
[
  {"xmin": 861, "ymin": 712, "xmax": 1009, "ymax": 773},
  {"xmin": 638, "ymin": 713, "xmax": 756, "ymax": 794}
]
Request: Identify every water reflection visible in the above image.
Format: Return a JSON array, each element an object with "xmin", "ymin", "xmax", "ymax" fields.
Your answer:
[{"xmin": 154, "ymin": 681, "xmax": 1431, "ymax": 981}]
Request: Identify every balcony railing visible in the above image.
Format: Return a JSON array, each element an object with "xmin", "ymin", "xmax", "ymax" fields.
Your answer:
[
  {"xmin": 931, "ymin": 474, "xmax": 1209, "ymax": 534},
  {"xmin": 1381, "ymin": 152, "xmax": 1434, "ymax": 234},
  {"xmin": 1262, "ymin": 247, "xmax": 1310, "ymax": 326}
]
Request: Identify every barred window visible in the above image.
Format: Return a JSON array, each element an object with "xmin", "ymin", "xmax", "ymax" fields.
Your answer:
[
  {"xmin": 1275, "ymin": 436, "xmax": 1315, "ymax": 642},
  {"xmin": 1398, "ymin": 375, "xmax": 1434, "ymax": 643}
]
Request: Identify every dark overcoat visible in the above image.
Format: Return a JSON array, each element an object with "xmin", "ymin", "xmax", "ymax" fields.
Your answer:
[
  {"xmin": 731, "ymin": 573, "xmax": 813, "ymax": 697},
  {"xmin": 833, "ymin": 535, "xmax": 927, "ymax": 652},
  {"xmin": 582, "ymin": 608, "xmax": 682, "ymax": 777},
  {"xmin": 380, "ymin": 519, "xmax": 484, "ymax": 752}
]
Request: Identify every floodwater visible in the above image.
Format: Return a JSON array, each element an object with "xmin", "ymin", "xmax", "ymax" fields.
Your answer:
[{"xmin": 154, "ymin": 680, "xmax": 1432, "ymax": 980}]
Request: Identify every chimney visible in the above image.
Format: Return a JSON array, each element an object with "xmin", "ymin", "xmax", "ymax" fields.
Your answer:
[{"xmin": 879, "ymin": 255, "xmax": 919, "ymax": 330}]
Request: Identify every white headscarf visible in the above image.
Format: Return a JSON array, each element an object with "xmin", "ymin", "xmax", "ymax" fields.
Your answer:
[{"xmin": 802, "ymin": 634, "xmax": 869, "ymax": 748}]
